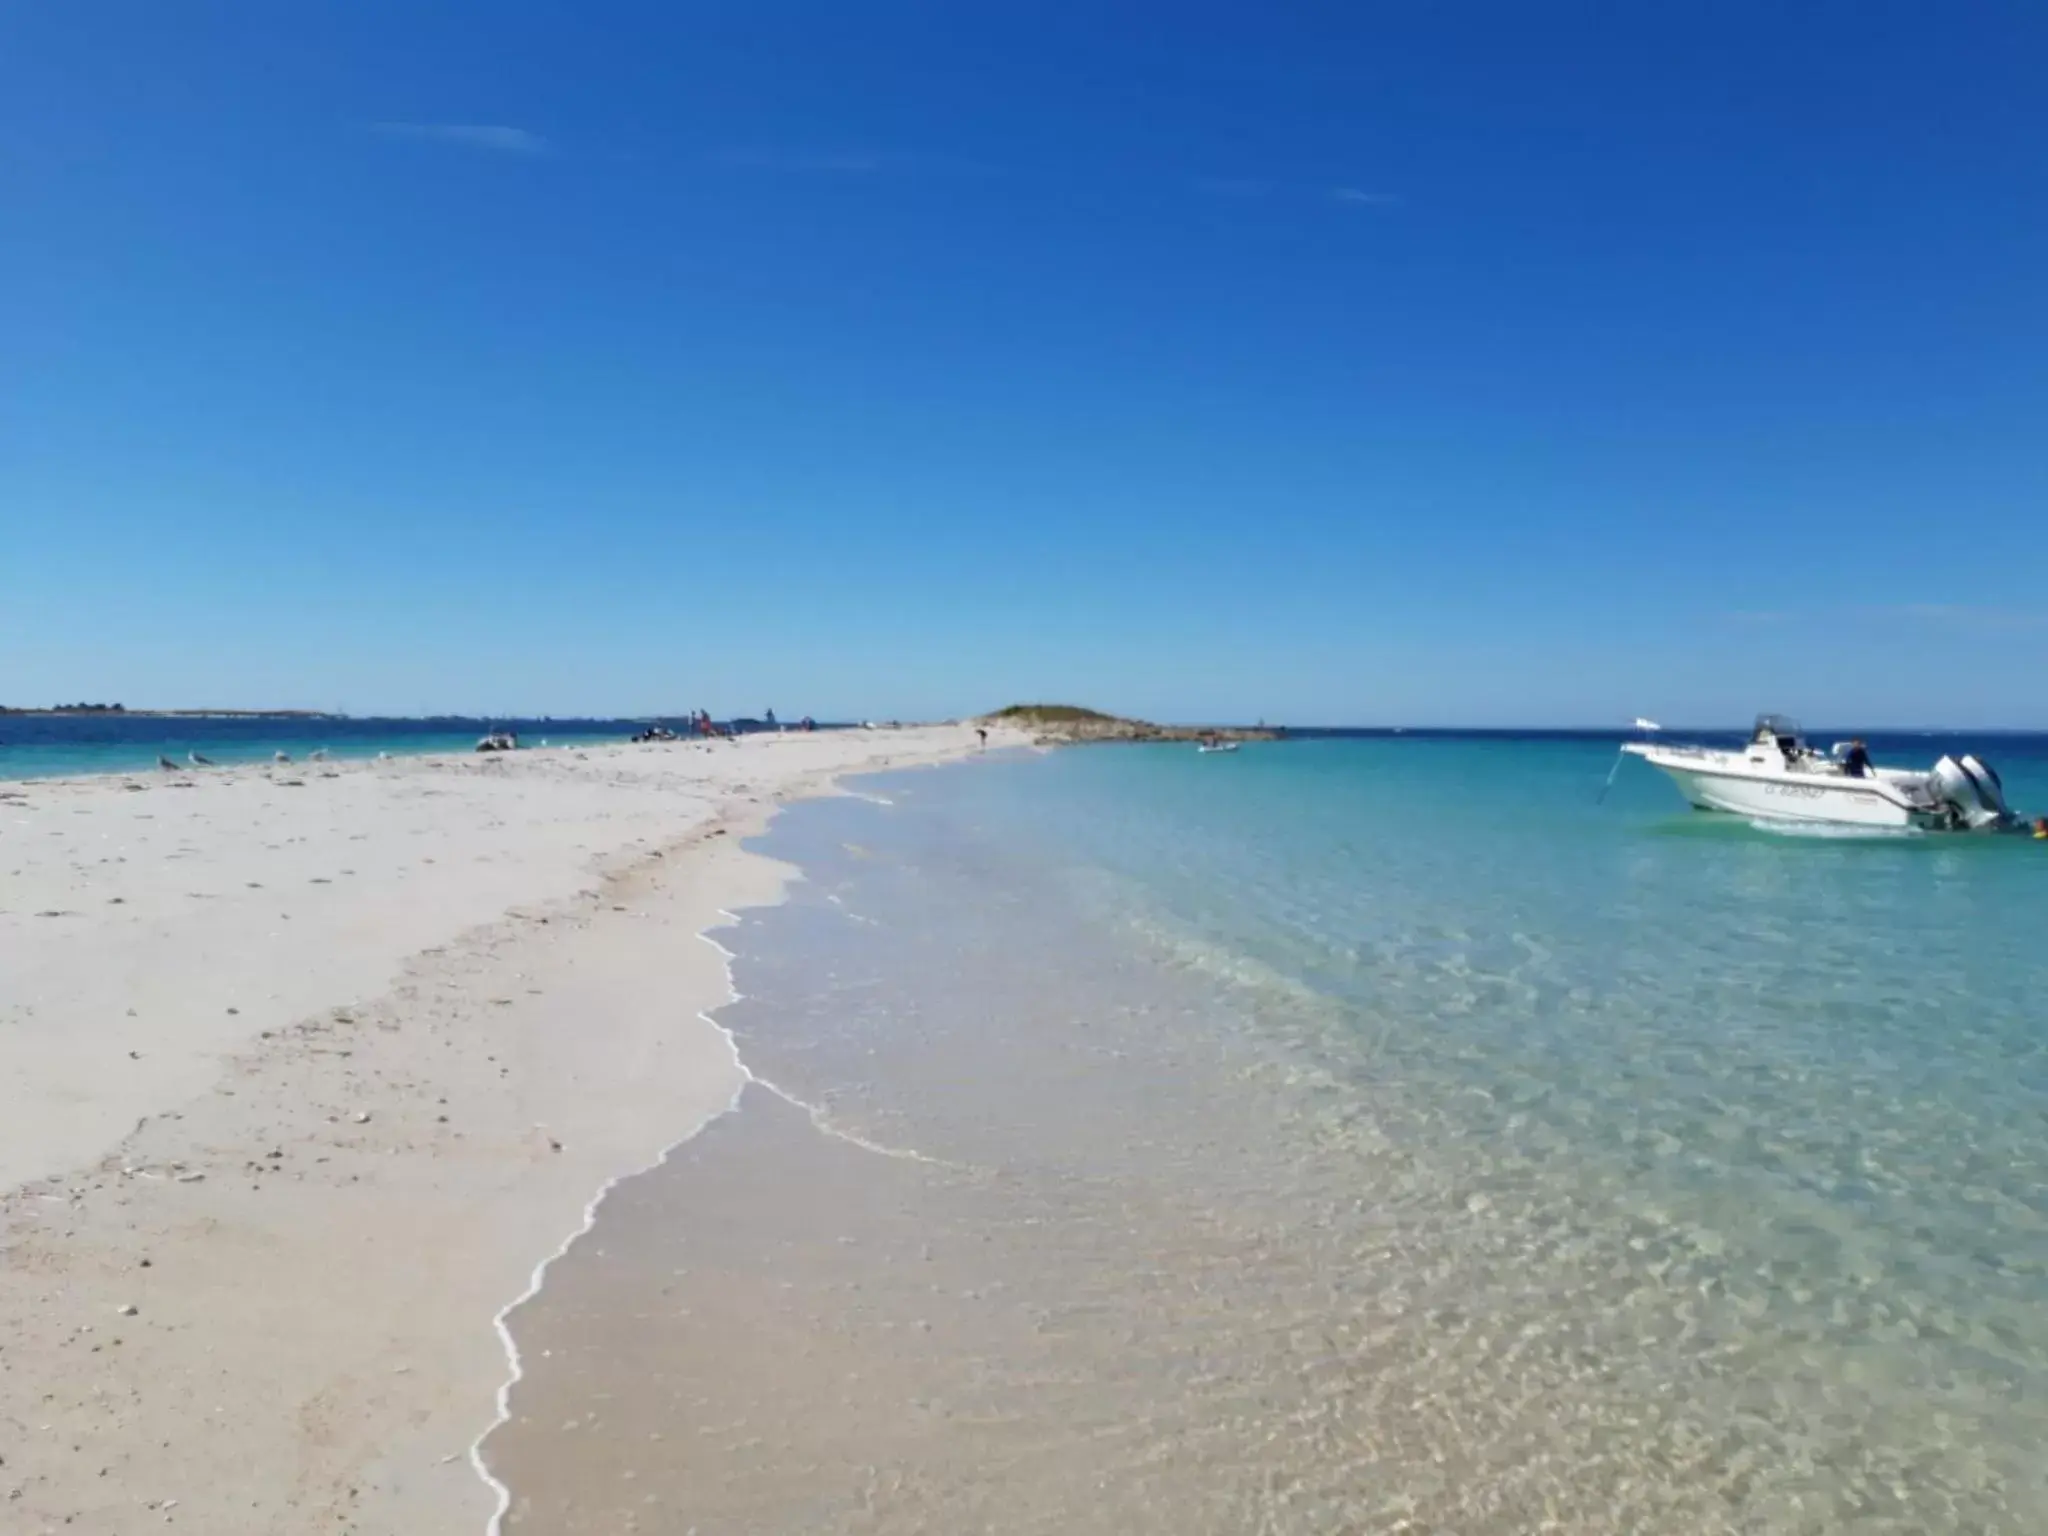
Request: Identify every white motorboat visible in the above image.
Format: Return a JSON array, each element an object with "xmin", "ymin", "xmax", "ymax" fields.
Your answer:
[
  {"xmin": 1197, "ymin": 740, "xmax": 1240, "ymax": 754},
  {"xmin": 1623, "ymin": 715, "xmax": 2015, "ymax": 831}
]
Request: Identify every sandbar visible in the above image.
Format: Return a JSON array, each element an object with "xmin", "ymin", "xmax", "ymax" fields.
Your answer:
[{"xmin": 0, "ymin": 725, "xmax": 1007, "ymax": 1532}]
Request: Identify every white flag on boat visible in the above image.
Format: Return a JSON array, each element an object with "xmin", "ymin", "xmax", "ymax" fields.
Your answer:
[{"xmin": 1633, "ymin": 717, "xmax": 1662, "ymax": 732}]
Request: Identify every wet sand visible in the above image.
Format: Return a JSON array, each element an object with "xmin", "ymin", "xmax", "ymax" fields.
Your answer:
[
  {"xmin": 480, "ymin": 780, "xmax": 1374, "ymax": 1534},
  {"xmin": 488, "ymin": 1085, "xmax": 1235, "ymax": 1534},
  {"xmin": 472, "ymin": 774, "xmax": 1360, "ymax": 1534}
]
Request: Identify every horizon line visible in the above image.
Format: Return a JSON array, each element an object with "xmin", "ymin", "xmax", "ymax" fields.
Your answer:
[{"xmin": 8, "ymin": 707, "xmax": 2046, "ymax": 735}]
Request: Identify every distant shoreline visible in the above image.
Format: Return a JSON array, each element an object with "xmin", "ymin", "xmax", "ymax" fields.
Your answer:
[{"xmin": 0, "ymin": 708, "xmax": 341, "ymax": 719}]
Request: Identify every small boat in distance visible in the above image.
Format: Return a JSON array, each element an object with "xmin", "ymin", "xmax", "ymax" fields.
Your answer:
[
  {"xmin": 475, "ymin": 730, "xmax": 519, "ymax": 753},
  {"xmin": 1624, "ymin": 715, "xmax": 2016, "ymax": 831},
  {"xmin": 1197, "ymin": 737, "xmax": 1240, "ymax": 755}
]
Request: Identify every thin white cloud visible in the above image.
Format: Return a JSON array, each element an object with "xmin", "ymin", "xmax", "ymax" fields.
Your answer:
[
  {"xmin": 707, "ymin": 148, "xmax": 1004, "ymax": 177},
  {"xmin": 1726, "ymin": 603, "xmax": 2048, "ymax": 633},
  {"xmin": 1194, "ymin": 179, "xmax": 1400, "ymax": 208},
  {"xmin": 710, "ymin": 148, "xmax": 886, "ymax": 173},
  {"xmin": 372, "ymin": 123, "xmax": 551, "ymax": 155},
  {"xmin": 1330, "ymin": 187, "xmax": 1400, "ymax": 207},
  {"xmin": 1867, "ymin": 603, "xmax": 2048, "ymax": 631}
]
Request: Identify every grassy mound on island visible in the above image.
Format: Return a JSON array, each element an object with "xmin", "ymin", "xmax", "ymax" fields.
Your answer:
[
  {"xmin": 981, "ymin": 704, "xmax": 1279, "ymax": 744},
  {"xmin": 983, "ymin": 704, "xmax": 1124, "ymax": 728}
]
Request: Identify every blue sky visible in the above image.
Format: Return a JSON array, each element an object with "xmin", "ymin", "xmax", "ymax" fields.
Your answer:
[{"xmin": 5, "ymin": 2, "xmax": 2045, "ymax": 726}]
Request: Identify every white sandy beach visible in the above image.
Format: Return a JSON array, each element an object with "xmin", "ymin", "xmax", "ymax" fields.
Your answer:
[{"xmin": 0, "ymin": 726, "xmax": 1005, "ymax": 1533}]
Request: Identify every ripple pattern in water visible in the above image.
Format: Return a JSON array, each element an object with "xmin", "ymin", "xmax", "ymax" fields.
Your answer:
[{"xmin": 492, "ymin": 736, "xmax": 2048, "ymax": 1532}]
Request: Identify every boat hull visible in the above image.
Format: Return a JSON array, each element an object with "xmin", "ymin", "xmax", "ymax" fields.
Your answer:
[{"xmin": 1655, "ymin": 763, "xmax": 1925, "ymax": 828}]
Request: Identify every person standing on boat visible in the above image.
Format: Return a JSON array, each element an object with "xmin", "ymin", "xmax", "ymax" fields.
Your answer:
[{"xmin": 1842, "ymin": 739, "xmax": 1873, "ymax": 778}]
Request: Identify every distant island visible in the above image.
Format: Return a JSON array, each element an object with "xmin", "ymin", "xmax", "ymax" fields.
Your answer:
[
  {"xmin": 983, "ymin": 704, "xmax": 1281, "ymax": 744},
  {"xmin": 2, "ymin": 701, "xmax": 130, "ymax": 714},
  {"xmin": 0, "ymin": 704, "xmax": 341, "ymax": 718}
]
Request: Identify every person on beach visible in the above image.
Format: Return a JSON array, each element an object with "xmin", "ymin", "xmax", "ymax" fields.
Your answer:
[{"xmin": 976, "ymin": 726, "xmax": 988, "ymax": 749}]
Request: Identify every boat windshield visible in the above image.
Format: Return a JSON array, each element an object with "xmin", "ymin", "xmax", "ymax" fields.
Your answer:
[{"xmin": 1752, "ymin": 713, "xmax": 1802, "ymax": 741}]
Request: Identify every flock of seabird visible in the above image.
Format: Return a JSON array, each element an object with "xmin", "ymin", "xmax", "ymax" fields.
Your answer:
[{"xmin": 155, "ymin": 746, "xmax": 337, "ymax": 772}]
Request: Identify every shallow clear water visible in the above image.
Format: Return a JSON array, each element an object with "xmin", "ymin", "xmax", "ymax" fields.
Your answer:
[{"xmin": 494, "ymin": 736, "xmax": 2048, "ymax": 1532}]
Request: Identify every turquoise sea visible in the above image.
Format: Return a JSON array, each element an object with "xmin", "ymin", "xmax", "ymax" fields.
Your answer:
[{"xmin": 495, "ymin": 731, "xmax": 2048, "ymax": 1532}]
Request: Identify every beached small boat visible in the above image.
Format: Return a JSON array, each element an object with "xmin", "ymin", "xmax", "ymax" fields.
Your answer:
[
  {"xmin": 475, "ymin": 730, "xmax": 519, "ymax": 753},
  {"xmin": 1624, "ymin": 715, "xmax": 2016, "ymax": 831}
]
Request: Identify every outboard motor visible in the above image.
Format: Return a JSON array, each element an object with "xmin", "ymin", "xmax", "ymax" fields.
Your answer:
[{"xmin": 1930, "ymin": 755, "xmax": 2016, "ymax": 830}]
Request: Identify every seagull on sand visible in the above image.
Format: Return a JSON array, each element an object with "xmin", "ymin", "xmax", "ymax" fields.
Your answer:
[
  {"xmin": 309, "ymin": 748, "xmax": 330, "ymax": 762},
  {"xmin": 273, "ymin": 750, "xmax": 293, "ymax": 763},
  {"xmin": 156, "ymin": 754, "xmax": 182, "ymax": 771},
  {"xmin": 188, "ymin": 751, "xmax": 215, "ymax": 767}
]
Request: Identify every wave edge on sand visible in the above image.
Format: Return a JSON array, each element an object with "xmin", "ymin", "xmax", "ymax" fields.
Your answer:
[{"xmin": 0, "ymin": 725, "xmax": 1007, "ymax": 1534}]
